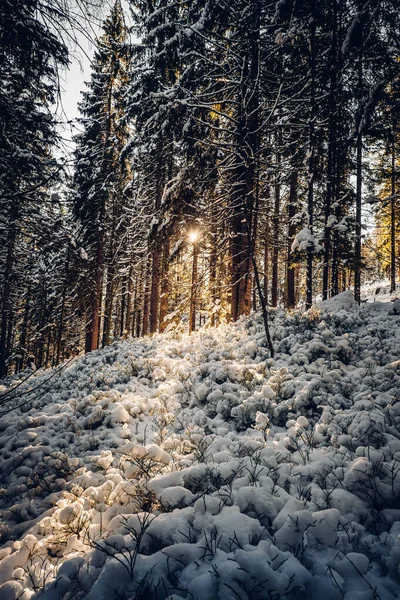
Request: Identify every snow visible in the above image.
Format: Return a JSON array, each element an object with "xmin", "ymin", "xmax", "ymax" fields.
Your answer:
[
  {"xmin": 291, "ymin": 227, "xmax": 324, "ymax": 253},
  {"xmin": 1, "ymin": 282, "xmax": 400, "ymax": 598},
  {"xmin": 317, "ymin": 290, "xmax": 359, "ymax": 311}
]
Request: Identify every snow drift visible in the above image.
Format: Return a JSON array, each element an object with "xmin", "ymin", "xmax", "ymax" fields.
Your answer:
[{"xmin": 0, "ymin": 292, "xmax": 400, "ymax": 599}]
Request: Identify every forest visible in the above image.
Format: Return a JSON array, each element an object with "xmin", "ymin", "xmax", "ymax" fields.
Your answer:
[
  {"xmin": 1, "ymin": 0, "xmax": 400, "ymax": 375},
  {"xmin": 3, "ymin": 3, "xmax": 400, "ymax": 599}
]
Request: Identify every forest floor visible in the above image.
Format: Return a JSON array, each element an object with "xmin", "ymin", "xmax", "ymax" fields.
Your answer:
[{"xmin": 0, "ymin": 282, "xmax": 400, "ymax": 600}]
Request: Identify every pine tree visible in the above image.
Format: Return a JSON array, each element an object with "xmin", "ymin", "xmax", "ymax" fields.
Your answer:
[
  {"xmin": 0, "ymin": 0, "xmax": 69, "ymax": 377},
  {"xmin": 342, "ymin": 0, "xmax": 400, "ymax": 303},
  {"xmin": 73, "ymin": 0, "xmax": 130, "ymax": 351}
]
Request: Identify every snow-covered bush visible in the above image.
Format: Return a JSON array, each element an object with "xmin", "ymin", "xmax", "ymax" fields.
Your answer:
[{"xmin": 1, "ymin": 290, "xmax": 400, "ymax": 599}]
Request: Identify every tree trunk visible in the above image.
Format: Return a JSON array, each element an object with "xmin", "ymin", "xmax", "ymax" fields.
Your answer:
[
  {"xmin": 323, "ymin": 0, "xmax": 338, "ymax": 300},
  {"xmin": 125, "ymin": 253, "xmax": 134, "ymax": 336},
  {"xmin": 231, "ymin": 210, "xmax": 252, "ymax": 321},
  {"xmin": 159, "ymin": 240, "xmax": 170, "ymax": 332},
  {"xmin": 209, "ymin": 226, "xmax": 218, "ymax": 327},
  {"xmin": 189, "ymin": 239, "xmax": 199, "ymax": 333},
  {"xmin": 271, "ymin": 146, "xmax": 281, "ymax": 307},
  {"xmin": 45, "ymin": 329, "xmax": 52, "ymax": 367},
  {"xmin": 149, "ymin": 155, "xmax": 164, "ymax": 333},
  {"xmin": 286, "ymin": 170, "xmax": 298, "ymax": 308},
  {"xmin": 120, "ymin": 275, "xmax": 128, "ymax": 337},
  {"xmin": 56, "ymin": 250, "xmax": 70, "ymax": 365},
  {"xmin": 390, "ymin": 133, "xmax": 396, "ymax": 293},
  {"xmin": 142, "ymin": 255, "xmax": 151, "ymax": 335},
  {"xmin": 230, "ymin": 0, "xmax": 260, "ymax": 321},
  {"xmin": 89, "ymin": 225, "xmax": 104, "ymax": 351},
  {"xmin": 354, "ymin": 43, "xmax": 363, "ymax": 305},
  {"xmin": 0, "ymin": 201, "xmax": 19, "ymax": 378},
  {"xmin": 331, "ymin": 110, "xmax": 344, "ymax": 297},
  {"xmin": 102, "ymin": 263, "xmax": 115, "ymax": 347},
  {"xmin": 36, "ymin": 287, "xmax": 48, "ymax": 369},
  {"xmin": 88, "ymin": 59, "xmax": 118, "ymax": 352},
  {"xmin": 17, "ymin": 284, "xmax": 31, "ymax": 372},
  {"xmin": 149, "ymin": 247, "xmax": 161, "ymax": 333},
  {"xmin": 264, "ymin": 210, "xmax": 269, "ymax": 304},
  {"xmin": 306, "ymin": 5, "xmax": 316, "ymax": 309}
]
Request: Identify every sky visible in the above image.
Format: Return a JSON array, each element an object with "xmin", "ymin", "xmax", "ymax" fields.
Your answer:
[
  {"xmin": 57, "ymin": 0, "xmax": 131, "ymax": 146},
  {"xmin": 59, "ymin": 39, "xmax": 93, "ymax": 144}
]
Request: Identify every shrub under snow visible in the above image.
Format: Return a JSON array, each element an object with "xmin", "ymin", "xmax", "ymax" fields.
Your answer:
[{"xmin": 0, "ymin": 290, "xmax": 399, "ymax": 599}]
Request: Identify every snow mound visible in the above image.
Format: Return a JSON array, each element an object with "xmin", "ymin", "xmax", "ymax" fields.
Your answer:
[
  {"xmin": 317, "ymin": 290, "xmax": 358, "ymax": 312},
  {"xmin": 1, "ymin": 295, "xmax": 400, "ymax": 599}
]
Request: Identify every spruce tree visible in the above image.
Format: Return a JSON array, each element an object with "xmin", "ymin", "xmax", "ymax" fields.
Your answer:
[
  {"xmin": 0, "ymin": 0, "xmax": 68, "ymax": 377},
  {"xmin": 73, "ymin": 0, "xmax": 130, "ymax": 351}
]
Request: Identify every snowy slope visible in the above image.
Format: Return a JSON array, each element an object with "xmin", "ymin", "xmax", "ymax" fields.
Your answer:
[
  {"xmin": 0, "ymin": 293, "xmax": 400, "ymax": 600},
  {"xmin": 361, "ymin": 280, "xmax": 400, "ymax": 304}
]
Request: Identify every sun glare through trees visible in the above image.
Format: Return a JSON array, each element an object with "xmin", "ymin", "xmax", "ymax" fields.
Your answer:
[
  {"xmin": 1, "ymin": 3, "xmax": 400, "ymax": 598},
  {"xmin": 1, "ymin": 0, "xmax": 400, "ymax": 374}
]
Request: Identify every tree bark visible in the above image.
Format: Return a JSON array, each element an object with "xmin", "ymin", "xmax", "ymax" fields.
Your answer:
[
  {"xmin": 189, "ymin": 239, "xmax": 199, "ymax": 333},
  {"xmin": 149, "ymin": 248, "xmax": 161, "ymax": 333},
  {"xmin": 306, "ymin": 7, "xmax": 316, "ymax": 309},
  {"xmin": 89, "ymin": 224, "xmax": 104, "ymax": 351},
  {"xmin": 149, "ymin": 155, "xmax": 164, "ymax": 333},
  {"xmin": 271, "ymin": 144, "xmax": 281, "ymax": 307},
  {"xmin": 354, "ymin": 41, "xmax": 363, "ymax": 305},
  {"xmin": 263, "ymin": 207, "xmax": 270, "ymax": 304},
  {"xmin": 0, "ymin": 200, "xmax": 19, "ymax": 378},
  {"xmin": 159, "ymin": 240, "xmax": 170, "ymax": 332},
  {"xmin": 323, "ymin": 0, "xmax": 338, "ymax": 300},
  {"xmin": 390, "ymin": 133, "xmax": 396, "ymax": 293},
  {"xmin": 56, "ymin": 248, "xmax": 70, "ymax": 365},
  {"xmin": 230, "ymin": 0, "xmax": 260, "ymax": 321},
  {"xmin": 286, "ymin": 170, "xmax": 298, "ymax": 308},
  {"xmin": 209, "ymin": 226, "xmax": 218, "ymax": 327},
  {"xmin": 142, "ymin": 255, "xmax": 151, "ymax": 335}
]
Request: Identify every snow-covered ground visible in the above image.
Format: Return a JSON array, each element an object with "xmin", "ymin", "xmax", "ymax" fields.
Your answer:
[
  {"xmin": 1, "ymin": 289, "xmax": 400, "ymax": 599},
  {"xmin": 361, "ymin": 280, "xmax": 400, "ymax": 304}
]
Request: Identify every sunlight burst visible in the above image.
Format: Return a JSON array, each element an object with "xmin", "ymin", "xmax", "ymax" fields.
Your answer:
[{"xmin": 188, "ymin": 230, "xmax": 199, "ymax": 243}]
